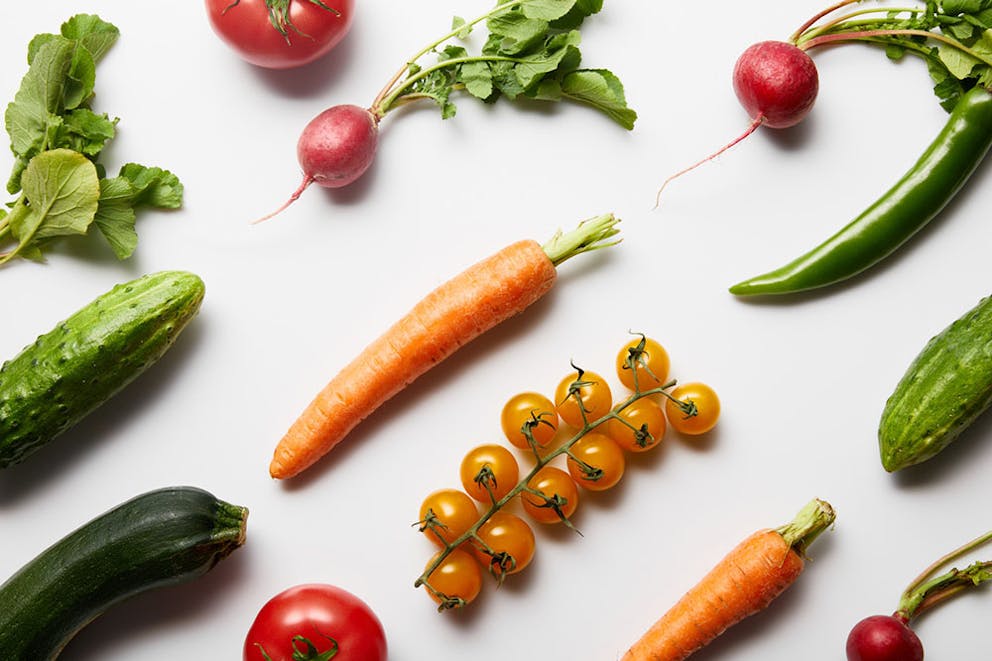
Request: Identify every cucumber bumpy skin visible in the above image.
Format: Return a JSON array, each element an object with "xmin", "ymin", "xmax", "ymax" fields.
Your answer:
[
  {"xmin": 879, "ymin": 295, "xmax": 992, "ymax": 472},
  {"xmin": 0, "ymin": 270, "xmax": 204, "ymax": 467},
  {"xmin": 0, "ymin": 486, "xmax": 247, "ymax": 661}
]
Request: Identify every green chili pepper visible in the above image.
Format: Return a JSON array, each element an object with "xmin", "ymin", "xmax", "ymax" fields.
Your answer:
[{"xmin": 730, "ymin": 86, "xmax": 992, "ymax": 297}]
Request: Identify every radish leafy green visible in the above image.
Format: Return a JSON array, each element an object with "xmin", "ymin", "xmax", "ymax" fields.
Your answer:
[
  {"xmin": 795, "ymin": 1, "xmax": 992, "ymax": 111},
  {"xmin": 1, "ymin": 14, "xmax": 183, "ymax": 267},
  {"xmin": 370, "ymin": 0, "xmax": 636, "ymax": 129}
]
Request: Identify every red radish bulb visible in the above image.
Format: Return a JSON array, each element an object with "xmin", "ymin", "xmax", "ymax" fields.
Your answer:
[
  {"xmin": 655, "ymin": 40, "xmax": 819, "ymax": 203},
  {"xmin": 256, "ymin": 104, "xmax": 379, "ymax": 222},
  {"xmin": 298, "ymin": 104, "xmax": 379, "ymax": 189},
  {"xmin": 733, "ymin": 40, "xmax": 819, "ymax": 129},
  {"xmin": 846, "ymin": 614, "xmax": 925, "ymax": 661}
]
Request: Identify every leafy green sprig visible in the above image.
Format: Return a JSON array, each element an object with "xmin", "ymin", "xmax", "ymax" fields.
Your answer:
[
  {"xmin": 415, "ymin": 347, "xmax": 687, "ymax": 611},
  {"xmin": 792, "ymin": 0, "xmax": 992, "ymax": 110},
  {"xmin": 368, "ymin": 0, "xmax": 636, "ymax": 129},
  {"xmin": 0, "ymin": 14, "xmax": 183, "ymax": 267}
]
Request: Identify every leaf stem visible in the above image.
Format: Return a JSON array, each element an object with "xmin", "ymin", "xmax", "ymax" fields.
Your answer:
[
  {"xmin": 790, "ymin": 0, "xmax": 861, "ymax": 44},
  {"xmin": 370, "ymin": 0, "xmax": 526, "ymax": 116},
  {"xmin": 375, "ymin": 54, "xmax": 525, "ymax": 117},
  {"xmin": 801, "ymin": 28, "xmax": 992, "ymax": 68},
  {"xmin": 894, "ymin": 529, "xmax": 992, "ymax": 621},
  {"xmin": 796, "ymin": 7, "xmax": 924, "ymax": 44}
]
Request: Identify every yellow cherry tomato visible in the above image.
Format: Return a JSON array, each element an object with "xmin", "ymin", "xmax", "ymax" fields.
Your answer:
[
  {"xmin": 500, "ymin": 392, "xmax": 559, "ymax": 450},
  {"xmin": 616, "ymin": 335, "xmax": 670, "ymax": 392},
  {"xmin": 566, "ymin": 432, "xmax": 625, "ymax": 491},
  {"xmin": 665, "ymin": 382, "xmax": 721, "ymax": 435},
  {"xmin": 459, "ymin": 444, "xmax": 520, "ymax": 503},
  {"xmin": 555, "ymin": 369, "xmax": 612, "ymax": 428},
  {"xmin": 419, "ymin": 489, "xmax": 479, "ymax": 547},
  {"xmin": 607, "ymin": 398, "xmax": 667, "ymax": 452},
  {"xmin": 521, "ymin": 466, "xmax": 579, "ymax": 524},
  {"xmin": 424, "ymin": 548, "xmax": 483, "ymax": 607},
  {"xmin": 473, "ymin": 512, "xmax": 536, "ymax": 578}
]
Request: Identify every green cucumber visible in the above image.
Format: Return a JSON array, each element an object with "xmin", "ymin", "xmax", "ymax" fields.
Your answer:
[
  {"xmin": 0, "ymin": 270, "xmax": 204, "ymax": 467},
  {"xmin": 0, "ymin": 486, "xmax": 247, "ymax": 660},
  {"xmin": 879, "ymin": 295, "xmax": 992, "ymax": 471}
]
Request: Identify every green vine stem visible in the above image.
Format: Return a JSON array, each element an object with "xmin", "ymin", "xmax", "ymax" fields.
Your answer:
[
  {"xmin": 415, "ymin": 355, "xmax": 680, "ymax": 610},
  {"xmin": 894, "ymin": 530, "xmax": 992, "ymax": 622}
]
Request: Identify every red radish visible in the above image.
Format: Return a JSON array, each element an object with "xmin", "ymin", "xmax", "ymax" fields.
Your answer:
[
  {"xmin": 846, "ymin": 614, "xmax": 925, "ymax": 661},
  {"xmin": 256, "ymin": 104, "xmax": 379, "ymax": 222},
  {"xmin": 656, "ymin": 39, "xmax": 819, "ymax": 202},
  {"xmin": 733, "ymin": 40, "xmax": 819, "ymax": 129}
]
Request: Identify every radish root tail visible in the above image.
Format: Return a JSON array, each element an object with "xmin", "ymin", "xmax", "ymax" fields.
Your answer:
[
  {"xmin": 654, "ymin": 114, "xmax": 764, "ymax": 209},
  {"xmin": 252, "ymin": 175, "xmax": 315, "ymax": 224}
]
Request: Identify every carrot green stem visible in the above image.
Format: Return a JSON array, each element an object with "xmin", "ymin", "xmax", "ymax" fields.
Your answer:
[
  {"xmin": 541, "ymin": 213, "xmax": 621, "ymax": 267},
  {"xmin": 775, "ymin": 499, "xmax": 836, "ymax": 555}
]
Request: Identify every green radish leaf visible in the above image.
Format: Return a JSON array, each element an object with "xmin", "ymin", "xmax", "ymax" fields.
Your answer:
[
  {"xmin": 4, "ymin": 38, "xmax": 76, "ymax": 193},
  {"xmin": 378, "ymin": 0, "xmax": 634, "ymax": 128},
  {"xmin": 452, "ymin": 16, "xmax": 472, "ymax": 39},
  {"xmin": 60, "ymin": 14, "xmax": 120, "ymax": 61},
  {"xmin": 52, "ymin": 108, "xmax": 117, "ymax": 156},
  {"xmin": 487, "ymin": 11, "xmax": 548, "ymax": 54},
  {"xmin": 559, "ymin": 69, "xmax": 637, "ymax": 129},
  {"xmin": 461, "ymin": 61, "xmax": 494, "ymax": 99},
  {"xmin": 93, "ymin": 176, "xmax": 138, "ymax": 259},
  {"xmin": 520, "ymin": 0, "xmax": 577, "ymax": 21},
  {"xmin": 15, "ymin": 149, "xmax": 100, "ymax": 243}
]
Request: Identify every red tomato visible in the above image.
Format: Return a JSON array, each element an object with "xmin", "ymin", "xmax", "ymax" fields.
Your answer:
[
  {"xmin": 244, "ymin": 584, "xmax": 387, "ymax": 661},
  {"xmin": 205, "ymin": 0, "xmax": 355, "ymax": 69}
]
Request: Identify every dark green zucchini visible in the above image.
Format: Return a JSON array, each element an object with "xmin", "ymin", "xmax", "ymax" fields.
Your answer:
[
  {"xmin": 0, "ymin": 486, "xmax": 247, "ymax": 660},
  {"xmin": 0, "ymin": 270, "xmax": 204, "ymax": 467},
  {"xmin": 879, "ymin": 295, "xmax": 992, "ymax": 471}
]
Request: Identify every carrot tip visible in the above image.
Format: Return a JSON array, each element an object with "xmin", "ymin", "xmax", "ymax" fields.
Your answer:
[
  {"xmin": 251, "ymin": 175, "xmax": 314, "ymax": 225},
  {"xmin": 653, "ymin": 114, "xmax": 764, "ymax": 210}
]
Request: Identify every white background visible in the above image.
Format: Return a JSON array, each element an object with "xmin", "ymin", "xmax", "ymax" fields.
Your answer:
[{"xmin": 2, "ymin": 1, "xmax": 992, "ymax": 659}]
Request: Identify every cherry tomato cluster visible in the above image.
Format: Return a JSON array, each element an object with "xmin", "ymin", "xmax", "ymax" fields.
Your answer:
[{"xmin": 415, "ymin": 334, "xmax": 720, "ymax": 610}]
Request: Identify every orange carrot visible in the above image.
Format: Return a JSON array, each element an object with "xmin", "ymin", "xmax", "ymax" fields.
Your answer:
[
  {"xmin": 621, "ymin": 499, "xmax": 835, "ymax": 661},
  {"xmin": 270, "ymin": 214, "xmax": 620, "ymax": 479}
]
